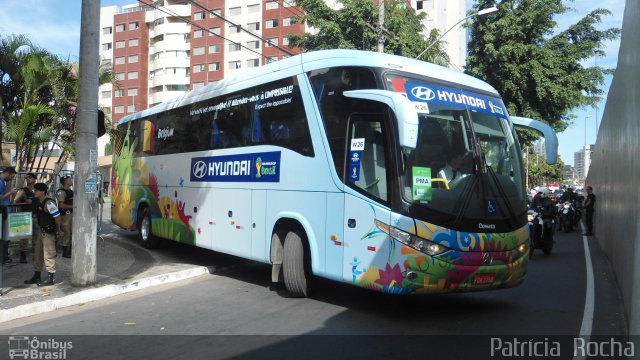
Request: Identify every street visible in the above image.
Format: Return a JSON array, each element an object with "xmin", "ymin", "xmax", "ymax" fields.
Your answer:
[{"xmin": 0, "ymin": 219, "xmax": 629, "ymax": 358}]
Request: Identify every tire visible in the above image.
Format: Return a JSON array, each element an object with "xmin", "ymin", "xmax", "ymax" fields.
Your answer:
[
  {"xmin": 282, "ymin": 231, "xmax": 311, "ymax": 297},
  {"xmin": 529, "ymin": 236, "xmax": 534, "ymax": 259},
  {"xmin": 138, "ymin": 207, "xmax": 160, "ymax": 249}
]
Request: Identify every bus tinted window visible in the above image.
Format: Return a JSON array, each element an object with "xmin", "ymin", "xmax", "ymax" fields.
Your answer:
[
  {"xmin": 308, "ymin": 67, "xmax": 377, "ymax": 180},
  {"xmin": 122, "ymin": 76, "xmax": 313, "ymax": 157}
]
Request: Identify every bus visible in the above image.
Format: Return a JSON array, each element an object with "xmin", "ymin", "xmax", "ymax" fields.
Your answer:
[{"xmin": 111, "ymin": 49, "xmax": 557, "ymax": 296}]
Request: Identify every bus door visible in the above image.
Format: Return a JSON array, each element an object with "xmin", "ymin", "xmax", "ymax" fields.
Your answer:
[{"xmin": 342, "ymin": 113, "xmax": 392, "ymax": 285}]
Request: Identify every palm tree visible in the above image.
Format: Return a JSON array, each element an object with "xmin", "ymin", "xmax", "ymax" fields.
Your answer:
[
  {"xmin": 4, "ymin": 103, "xmax": 55, "ymax": 170},
  {"xmin": 0, "ymin": 34, "xmax": 36, "ymax": 166}
]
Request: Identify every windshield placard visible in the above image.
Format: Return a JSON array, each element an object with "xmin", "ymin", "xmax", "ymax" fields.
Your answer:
[
  {"xmin": 412, "ymin": 167, "xmax": 432, "ymax": 201},
  {"xmin": 404, "ymin": 82, "xmax": 508, "ymax": 119}
]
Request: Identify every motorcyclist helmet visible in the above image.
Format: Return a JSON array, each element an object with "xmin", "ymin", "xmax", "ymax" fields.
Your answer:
[{"xmin": 537, "ymin": 186, "xmax": 549, "ymax": 198}]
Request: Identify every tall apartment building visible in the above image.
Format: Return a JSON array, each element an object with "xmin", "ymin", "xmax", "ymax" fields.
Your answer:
[
  {"xmin": 574, "ymin": 144, "xmax": 595, "ymax": 184},
  {"xmin": 98, "ymin": 0, "xmax": 467, "ymax": 157},
  {"xmin": 411, "ymin": 0, "xmax": 467, "ymax": 71}
]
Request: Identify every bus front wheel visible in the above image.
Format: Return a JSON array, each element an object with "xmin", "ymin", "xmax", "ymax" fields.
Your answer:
[
  {"xmin": 283, "ymin": 231, "xmax": 311, "ymax": 297},
  {"xmin": 138, "ymin": 207, "xmax": 160, "ymax": 249}
]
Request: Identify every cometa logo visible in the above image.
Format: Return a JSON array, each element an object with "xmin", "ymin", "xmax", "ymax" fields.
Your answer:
[{"xmin": 479, "ymin": 223, "xmax": 496, "ymax": 230}]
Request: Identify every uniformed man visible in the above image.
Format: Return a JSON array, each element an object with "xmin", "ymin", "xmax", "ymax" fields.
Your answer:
[
  {"xmin": 0, "ymin": 166, "xmax": 18, "ymax": 264},
  {"xmin": 23, "ymin": 183, "xmax": 64, "ymax": 287},
  {"xmin": 12, "ymin": 173, "xmax": 38, "ymax": 263},
  {"xmin": 56, "ymin": 175, "xmax": 74, "ymax": 258}
]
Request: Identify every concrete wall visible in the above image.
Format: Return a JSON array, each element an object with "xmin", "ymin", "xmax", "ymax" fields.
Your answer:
[{"xmin": 587, "ymin": 0, "xmax": 639, "ymax": 335}]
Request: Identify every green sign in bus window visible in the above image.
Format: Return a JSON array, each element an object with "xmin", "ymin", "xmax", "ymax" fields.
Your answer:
[{"xmin": 412, "ymin": 167, "xmax": 432, "ymax": 201}]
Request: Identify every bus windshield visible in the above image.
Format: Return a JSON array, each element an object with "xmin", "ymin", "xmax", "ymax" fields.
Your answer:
[{"xmin": 387, "ymin": 75, "xmax": 526, "ymax": 227}]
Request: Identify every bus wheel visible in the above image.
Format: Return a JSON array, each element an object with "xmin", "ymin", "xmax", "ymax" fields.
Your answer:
[
  {"xmin": 283, "ymin": 231, "xmax": 311, "ymax": 297},
  {"xmin": 138, "ymin": 207, "xmax": 160, "ymax": 249}
]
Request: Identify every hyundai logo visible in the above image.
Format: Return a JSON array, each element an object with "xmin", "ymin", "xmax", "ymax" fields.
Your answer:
[
  {"xmin": 192, "ymin": 161, "xmax": 207, "ymax": 178},
  {"xmin": 482, "ymin": 252, "xmax": 493, "ymax": 265},
  {"xmin": 410, "ymin": 86, "xmax": 436, "ymax": 101}
]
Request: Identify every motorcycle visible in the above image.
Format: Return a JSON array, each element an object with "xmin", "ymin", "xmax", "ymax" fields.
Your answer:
[
  {"xmin": 560, "ymin": 201, "xmax": 576, "ymax": 232},
  {"xmin": 557, "ymin": 200, "xmax": 582, "ymax": 232},
  {"xmin": 528, "ymin": 206, "xmax": 555, "ymax": 257}
]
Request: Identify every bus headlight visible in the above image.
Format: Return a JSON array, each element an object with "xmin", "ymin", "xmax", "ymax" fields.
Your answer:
[
  {"xmin": 517, "ymin": 242, "xmax": 528, "ymax": 254},
  {"xmin": 389, "ymin": 226, "xmax": 449, "ymax": 256}
]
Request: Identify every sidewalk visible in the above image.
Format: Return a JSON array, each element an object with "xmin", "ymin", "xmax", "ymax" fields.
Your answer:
[{"xmin": 0, "ymin": 202, "xmax": 211, "ymax": 323}]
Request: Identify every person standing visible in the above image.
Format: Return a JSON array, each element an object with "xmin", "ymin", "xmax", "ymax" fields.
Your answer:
[
  {"xmin": 56, "ymin": 175, "xmax": 74, "ymax": 258},
  {"xmin": 583, "ymin": 186, "xmax": 596, "ymax": 236},
  {"xmin": 12, "ymin": 173, "xmax": 38, "ymax": 263},
  {"xmin": 23, "ymin": 183, "xmax": 64, "ymax": 286},
  {"xmin": 0, "ymin": 166, "xmax": 18, "ymax": 264}
]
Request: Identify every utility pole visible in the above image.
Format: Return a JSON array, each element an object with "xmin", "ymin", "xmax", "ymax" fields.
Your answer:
[
  {"xmin": 73, "ymin": 0, "xmax": 100, "ymax": 286},
  {"xmin": 378, "ymin": 0, "xmax": 385, "ymax": 52}
]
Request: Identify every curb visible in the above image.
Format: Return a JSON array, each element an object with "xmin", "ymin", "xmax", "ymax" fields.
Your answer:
[{"xmin": 0, "ymin": 266, "xmax": 210, "ymax": 324}]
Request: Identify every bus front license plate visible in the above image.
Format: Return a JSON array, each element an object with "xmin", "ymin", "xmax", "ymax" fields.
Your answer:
[{"xmin": 473, "ymin": 273, "xmax": 496, "ymax": 285}]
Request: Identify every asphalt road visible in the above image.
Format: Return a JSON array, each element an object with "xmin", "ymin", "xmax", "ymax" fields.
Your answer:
[{"xmin": 0, "ymin": 224, "xmax": 629, "ymax": 359}]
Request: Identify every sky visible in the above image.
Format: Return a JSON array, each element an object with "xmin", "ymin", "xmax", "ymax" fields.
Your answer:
[{"xmin": 0, "ymin": 0, "xmax": 626, "ymax": 166}]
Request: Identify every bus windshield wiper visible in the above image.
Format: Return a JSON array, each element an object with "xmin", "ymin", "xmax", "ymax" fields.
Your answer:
[{"xmin": 486, "ymin": 164, "xmax": 517, "ymax": 222}]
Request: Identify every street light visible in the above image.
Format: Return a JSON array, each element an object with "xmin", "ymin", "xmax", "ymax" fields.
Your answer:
[
  {"xmin": 584, "ymin": 115, "xmax": 592, "ymax": 150},
  {"xmin": 416, "ymin": 6, "xmax": 498, "ymax": 60}
]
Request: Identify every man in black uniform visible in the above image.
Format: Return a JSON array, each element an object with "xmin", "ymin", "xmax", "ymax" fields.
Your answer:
[
  {"xmin": 23, "ymin": 183, "xmax": 64, "ymax": 287},
  {"xmin": 583, "ymin": 186, "xmax": 596, "ymax": 236},
  {"xmin": 560, "ymin": 187, "xmax": 578, "ymax": 203}
]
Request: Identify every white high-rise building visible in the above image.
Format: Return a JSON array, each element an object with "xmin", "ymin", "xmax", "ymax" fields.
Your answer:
[
  {"xmin": 574, "ymin": 145, "xmax": 595, "ymax": 184},
  {"xmin": 412, "ymin": 0, "xmax": 467, "ymax": 71}
]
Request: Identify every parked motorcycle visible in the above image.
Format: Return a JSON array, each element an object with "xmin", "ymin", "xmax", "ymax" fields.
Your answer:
[{"xmin": 528, "ymin": 206, "xmax": 555, "ymax": 257}]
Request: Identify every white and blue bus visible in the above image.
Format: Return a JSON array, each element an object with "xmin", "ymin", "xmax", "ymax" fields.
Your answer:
[{"xmin": 112, "ymin": 49, "xmax": 557, "ymax": 296}]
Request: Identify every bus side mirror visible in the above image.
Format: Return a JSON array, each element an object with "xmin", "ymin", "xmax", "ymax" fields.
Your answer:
[
  {"xmin": 511, "ymin": 116, "xmax": 558, "ymax": 165},
  {"xmin": 343, "ymin": 90, "xmax": 419, "ymax": 149}
]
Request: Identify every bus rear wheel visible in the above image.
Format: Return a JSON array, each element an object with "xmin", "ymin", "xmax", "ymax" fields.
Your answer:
[
  {"xmin": 283, "ymin": 231, "xmax": 311, "ymax": 297},
  {"xmin": 138, "ymin": 207, "xmax": 160, "ymax": 249}
]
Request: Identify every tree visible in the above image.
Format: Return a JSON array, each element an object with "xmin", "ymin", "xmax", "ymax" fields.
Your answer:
[
  {"xmin": 525, "ymin": 147, "xmax": 565, "ymax": 187},
  {"xmin": 465, "ymin": 0, "xmax": 620, "ymax": 144},
  {"xmin": 0, "ymin": 34, "xmax": 36, "ymax": 165},
  {"xmin": 287, "ymin": 0, "xmax": 450, "ymax": 66},
  {"xmin": 1, "ymin": 32, "xmax": 118, "ymax": 173}
]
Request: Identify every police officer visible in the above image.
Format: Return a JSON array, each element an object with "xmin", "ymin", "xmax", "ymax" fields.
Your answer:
[
  {"xmin": 583, "ymin": 186, "xmax": 596, "ymax": 236},
  {"xmin": 12, "ymin": 173, "xmax": 38, "ymax": 263},
  {"xmin": 23, "ymin": 183, "xmax": 64, "ymax": 287},
  {"xmin": 1, "ymin": 166, "xmax": 18, "ymax": 264},
  {"xmin": 57, "ymin": 175, "xmax": 74, "ymax": 258},
  {"xmin": 560, "ymin": 187, "xmax": 578, "ymax": 203}
]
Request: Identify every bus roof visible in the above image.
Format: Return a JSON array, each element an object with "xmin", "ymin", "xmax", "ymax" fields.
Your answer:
[{"xmin": 117, "ymin": 49, "xmax": 500, "ymax": 126}]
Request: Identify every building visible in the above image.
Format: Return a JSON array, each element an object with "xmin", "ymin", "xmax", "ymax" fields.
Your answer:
[
  {"xmin": 574, "ymin": 144, "xmax": 595, "ymax": 185},
  {"xmin": 411, "ymin": 0, "xmax": 467, "ymax": 70}
]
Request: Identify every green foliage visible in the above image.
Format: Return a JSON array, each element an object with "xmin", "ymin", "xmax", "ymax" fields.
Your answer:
[
  {"xmin": 525, "ymin": 147, "xmax": 566, "ymax": 186},
  {"xmin": 288, "ymin": 0, "xmax": 449, "ymax": 65},
  {"xmin": 1, "ymin": 31, "xmax": 117, "ymax": 171},
  {"xmin": 466, "ymin": 0, "xmax": 620, "ymax": 146}
]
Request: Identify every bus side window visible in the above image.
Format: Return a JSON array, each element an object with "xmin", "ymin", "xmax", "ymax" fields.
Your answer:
[
  {"xmin": 258, "ymin": 78, "xmax": 314, "ymax": 156},
  {"xmin": 308, "ymin": 66, "xmax": 378, "ymax": 180},
  {"xmin": 348, "ymin": 113, "xmax": 388, "ymax": 202}
]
